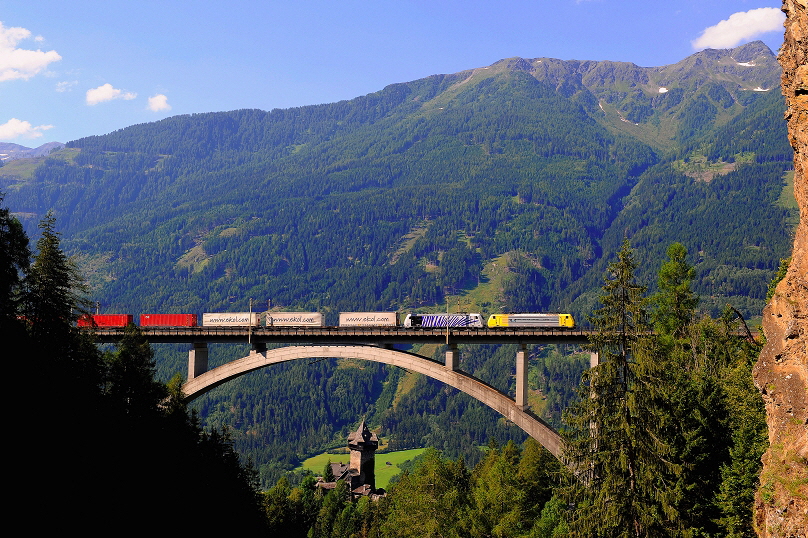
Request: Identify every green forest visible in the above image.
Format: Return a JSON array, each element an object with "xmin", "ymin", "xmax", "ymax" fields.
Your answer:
[
  {"xmin": 2, "ymin": 201, "xmax": 770, "ymax": 535},
  {"xmin": 1, "ymin": 40, "xmax": 797, "ymax": 534},
  {"xmin": 2, "ymin": 202, "xmax": 268, "ymax": 533}
]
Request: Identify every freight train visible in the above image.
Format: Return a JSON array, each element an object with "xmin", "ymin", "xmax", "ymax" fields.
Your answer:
[{"xmin": 78, "ymin": 311, "xmax": 575, "ymax": 329}]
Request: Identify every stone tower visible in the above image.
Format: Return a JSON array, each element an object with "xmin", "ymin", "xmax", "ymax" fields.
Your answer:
[{"xmin": 347, "ymin": 420, "xmax": 378, "ymax": 491}]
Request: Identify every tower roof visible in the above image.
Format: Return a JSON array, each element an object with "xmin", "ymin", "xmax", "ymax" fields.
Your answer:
[{"xmin": 347, "ymin": 420, "xmax": 378, "ymax": 445}]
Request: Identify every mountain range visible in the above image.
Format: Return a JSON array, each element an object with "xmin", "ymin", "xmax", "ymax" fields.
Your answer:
[
  {"xmin": 0, "ymin": 142, "xmax": 64, "ymax": 162},
  {"xmin": 0, "ymin": 40, "xmax": 797, "ymax": 486}
]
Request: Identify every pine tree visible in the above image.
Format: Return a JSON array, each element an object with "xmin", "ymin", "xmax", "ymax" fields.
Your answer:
[
  {"xmin": 103, "ymin": 322, "xmax": 166, "ymax": 423},
  {"xmin": 713, "ymin": 318, "xmax": 767, "ymax": 538},
  {"xmin": 22, "ymin": 212, "xmax": 89, "ymax": 336},
  {"xmin": 288, "ymin": 475, "xmax": 323, "ymax": 536},
  {"xmin": 650, "ymin": 244, "xmax": 728, "ymax": 535},
  {"xmin": 517, "ymin": 438, "xmax": 561, "ymax": 522},
  {"xmin": 381, "ymin": 448, "xmax": 471, "ymax": 538},
  {"xmin": 0, "ymin": 194, "xmax": 29, "ymax": 341},
  {"xmin": 265, "ymin": 474, "xmax": 294, "ymax": 533},
  {"xmin": 312, "ymin": 480, "xmax": 350, "ymax": 538},
  {"xmin": 651, "ymin": 242, "xmax": 698, "ymax": 340},
  {"xmin": 564, "ymin": 240, "xmax": 677, "ymax": 537},
  {"xmin": 16, "ymin": 212, "xmax": 107, "ymax": 529},
  {"xmin": 465, "ymin": 441, "xmax": 527, "ymax": 537},
  {"xmin": 324, "ymin": 459, "xmax": 336, "ymax": 482}
]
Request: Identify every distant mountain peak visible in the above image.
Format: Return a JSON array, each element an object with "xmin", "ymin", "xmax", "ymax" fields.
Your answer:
[{"xmin": 0, "ymin": 141, "xmax": 65, "ymax": 162}]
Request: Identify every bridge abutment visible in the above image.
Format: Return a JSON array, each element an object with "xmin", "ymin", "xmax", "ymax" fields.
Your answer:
[{"xmin": 188, "ymin": 343, "xmax": 209, "ymax": 379}]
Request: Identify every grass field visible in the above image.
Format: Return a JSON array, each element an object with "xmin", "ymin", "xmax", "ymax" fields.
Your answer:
[{"xmin": 297, "ymin": 447, "xmax": 427, "ymax": 490}]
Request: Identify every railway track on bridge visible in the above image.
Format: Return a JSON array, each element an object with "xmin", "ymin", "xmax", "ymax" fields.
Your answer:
[{"xmin": 89, "ymin": 326, "xmax": 595, "ymax": 345}]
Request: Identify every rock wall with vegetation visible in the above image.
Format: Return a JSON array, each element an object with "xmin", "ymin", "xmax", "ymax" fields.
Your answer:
[{"xmin": 754, "ymin": 1, "xmax": 808, "ymax": 535}]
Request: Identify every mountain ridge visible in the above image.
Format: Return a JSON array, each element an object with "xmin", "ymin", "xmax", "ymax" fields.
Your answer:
[
  {"xmin": 0, "ymin": 141, "xmax": 64, "ymax": 162},
  {"xmin": 3, "ymin": 41, "xmax": 791, "ymax": 318}
]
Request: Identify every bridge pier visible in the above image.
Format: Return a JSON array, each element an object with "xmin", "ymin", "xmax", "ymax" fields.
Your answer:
[
  {"xmin": 590, "ymin": 351, "xmax": 599, "ymax": 368},
  {"xmin": 188, "ymin": 343, "xmax": 209, "ymax": 379},
  {"xmin": 515, "ymin": 344, "xmax": 529, "ymax": 410},
  {"xmin": 445, "ymin": 343, "xmax": 459, "ymax": 370}
]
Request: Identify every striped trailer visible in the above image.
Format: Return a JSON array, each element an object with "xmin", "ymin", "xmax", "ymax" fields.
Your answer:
[
  {"xmin": 403, "ymin": 313, "xmax": 484, "ymax": 328},
  {"xmin": 487, "ymin": 313, "xmax": 575, "ymax": 328}
]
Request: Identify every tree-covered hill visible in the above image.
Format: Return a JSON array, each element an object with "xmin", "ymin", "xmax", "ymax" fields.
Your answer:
[{"xmin": 1, "ymin": 40, "xmax": 795, "ymax": 486}]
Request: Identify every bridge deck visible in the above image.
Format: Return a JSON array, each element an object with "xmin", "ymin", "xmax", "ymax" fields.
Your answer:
[{"xmin": 90, "ymin": 326, "xmax": 594, "ymax": 345}]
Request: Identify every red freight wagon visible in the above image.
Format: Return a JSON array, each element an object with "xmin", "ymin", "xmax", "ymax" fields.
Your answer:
[
  {"xmin": 139, "ymin": 314, "xmax": 198, "ymax": 327},
  {"xmin": 77, "ymin": 314, "xmax": 134, "ymax": 327}
]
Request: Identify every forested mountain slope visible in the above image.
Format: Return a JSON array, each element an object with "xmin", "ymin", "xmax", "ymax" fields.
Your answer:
[{"xmin": 1, "ymin": 41, "xmax": 796, "ymax": 486}]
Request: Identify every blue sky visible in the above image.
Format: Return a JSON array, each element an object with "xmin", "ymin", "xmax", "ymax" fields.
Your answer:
[{"xmin": 1, "ymin": 1, "xmax": 785, "ymax": 146}]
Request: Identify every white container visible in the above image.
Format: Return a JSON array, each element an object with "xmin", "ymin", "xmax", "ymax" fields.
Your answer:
[
  {"xmin": 202, "ymin": 312, "xmax": 261, "ymax": 326},
  {"xmin": 339, "ymin": 312, "xmax": 398, "ymax": 327},
  {"xmin": 265, "ymin": 312, "xmax": 324, "ymax": 327}
]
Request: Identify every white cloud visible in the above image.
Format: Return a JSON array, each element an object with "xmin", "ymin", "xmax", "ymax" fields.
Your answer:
[
  {"xmin": 0, "ymin": 118, "xmax": 54, "ymax": 140},
  {"xmin": 86, "ymin": 83, "xmax": 137, "ymax": 105},
  {"xmin": 56, "ymin": 80, "xmax": 78, "ymax": 92},
  {"xmin": 0, "ymin": 22, "xmax": 62, "ymax": 81},
  {"xmin": 147, "ymin": 93, "xmax": 171, "ymax": 112},
  {"xmin": 692, "ymin": 7, "xmax": 785, "ymax": 50}
]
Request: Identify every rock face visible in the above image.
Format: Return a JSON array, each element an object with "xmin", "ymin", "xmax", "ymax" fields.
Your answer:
[{"xmin": 753, "ymin": 1, "xmax": 808, "ymax": 536}]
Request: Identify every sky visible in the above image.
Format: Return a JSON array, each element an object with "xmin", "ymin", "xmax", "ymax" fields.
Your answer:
[{"xmin": 1, "ymin": 0, "xmax": 786, "ymax": 146}]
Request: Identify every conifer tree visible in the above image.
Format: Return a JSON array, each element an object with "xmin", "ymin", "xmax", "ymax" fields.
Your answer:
[
  {"xmin": 311, "ymin": 480, "xmax": 350, "ymax": 538},
  {"xmin": 564, "ymin": 240, "xmax": 677, "ymax": 537},
  {"xmin": 651, "ymin": 242, "xmax": 698, "ymax": 340},
  {"xmin": 0, "ymin": 194, "xmax": 29, "ymax": 340},
  {"xmin": 649, "ymin": 244, "xmax": 728, "ymax": 535},
  {"xmin": 465, "ymin": 441, "xmax": 527, "ymax": 537},
  {"xmin": 381, "ymin": 448, "xmax": 470, "ymax": 538},
  {"xmin": 288, "ymin": 475, "xmax": 323, "ymax": 535},
  {"xmin": 22, "ymin": 212, "xmax": 88, "ymax": 335},
  {"xmin": 517, "ymin": 438, "xmax": 561, "ymax": 522},
  {"xmin": 712, "ymin": 316, "xmax": 767, "ymax": 538},
  {"xmin": 21, "ymin": 211, "xmax": 101, "ymax": 393},
  {"xmin": 103, "ymin": 322, "xmax": 166, "ymax": 423},
  {"xmin": 324, "ymin": 459, "xmax": 336, "ymax": 482},
  {"xmin": 21, "ymin": 211, "xmax": 103, "ymax": 426},
  {"xmin": 264, "ymin": 474, "xmax": 294, "ymax": 533}
]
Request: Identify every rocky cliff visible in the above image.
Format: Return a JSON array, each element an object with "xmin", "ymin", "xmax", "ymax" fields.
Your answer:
[{"xmin": 753, "ymin": 1, "xmax": 808, "ymax": 536}]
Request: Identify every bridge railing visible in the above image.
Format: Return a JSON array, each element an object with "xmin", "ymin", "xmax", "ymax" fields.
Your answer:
[{"xmin": 87, "ymin": 326, "xmax": 595, "ymax": 344}]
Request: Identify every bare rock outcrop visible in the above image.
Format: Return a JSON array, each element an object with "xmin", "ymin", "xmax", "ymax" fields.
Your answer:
[{"xmin": 753, "ymin": 1, "xmax": 808, "ymax": 536}]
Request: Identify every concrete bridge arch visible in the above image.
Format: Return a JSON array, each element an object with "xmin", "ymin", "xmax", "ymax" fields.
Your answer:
[{"xmin": 182, "ymin": 344, "xmax": 565, "ymax": 459}]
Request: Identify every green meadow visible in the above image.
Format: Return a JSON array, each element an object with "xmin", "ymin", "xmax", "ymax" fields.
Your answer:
[{"xmin": 297, "ymin": 448, "xmax": 427, "ymax": 490}]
